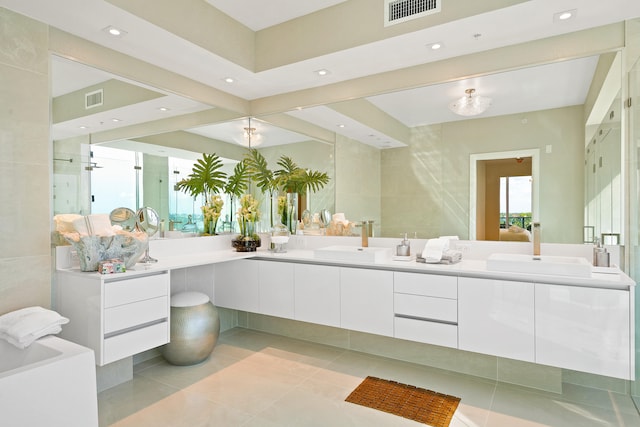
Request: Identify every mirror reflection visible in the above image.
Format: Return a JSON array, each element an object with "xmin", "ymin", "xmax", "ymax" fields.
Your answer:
[{"xmin": 52, "ymin": 46, "xmax": 623, "ymax": 244}]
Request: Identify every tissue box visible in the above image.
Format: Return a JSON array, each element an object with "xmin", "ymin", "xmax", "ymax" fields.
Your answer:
[{"xmin": 98, "ymin": 259, "xmax": 126, "ymax": 274}]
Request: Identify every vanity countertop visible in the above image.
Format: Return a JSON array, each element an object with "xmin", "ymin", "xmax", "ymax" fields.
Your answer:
[
  {"xmin": 55, "ymin": 238, "xmax": 635, "ymax": 290},
  {"xmin": 251, "ymin": 249, "xmax": 635, "ymax": 290}
]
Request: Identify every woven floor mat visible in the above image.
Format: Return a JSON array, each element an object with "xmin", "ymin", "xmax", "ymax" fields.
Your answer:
[{"xmin": 345, "ymin": 376, "xmax": 461, "ymax": 427}]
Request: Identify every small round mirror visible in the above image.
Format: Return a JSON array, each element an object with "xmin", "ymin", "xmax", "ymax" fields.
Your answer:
[
  {"xmin": 136, "ymin": 207, "xmax": 160, "ymax": 237},
  {"xmin": 109, "ymin": 207, "xmax": 137, "ymax": 231},
  {"xmin": 321, "ymin": 209, "xmax": 332, "ymax": 226},
  {"xmin": 136, "ymin": 207, "xmax": 160, "ymax": 263}
]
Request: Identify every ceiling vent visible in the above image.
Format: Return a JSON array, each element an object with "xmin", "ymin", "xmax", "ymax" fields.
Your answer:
[
  {"xmin": 85, "ymin": 89, "xmax": 103, "ymax": 109},
  {"xmin": 384, "ymin": 0, "xmax": 441, "ymax": 26}
]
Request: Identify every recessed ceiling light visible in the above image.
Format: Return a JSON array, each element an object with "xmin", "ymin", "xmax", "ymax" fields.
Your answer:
[
  {"xmin": 337, "ymin": 124, "xmax": 345, "ymax": 128},
  {"xmin": 78, "ymin": 125, "xmax": 88, "ymax": 129},
  {"xmin": 158, "ymin": 107, "xmax": 170, "ymax": 112},
  {"xmin": 315, "ymin": 69, "xmax": 330, "ymax": 76},
  {"xmin": 103, "ymin": 26, "xmax": 127, "ymax": 37},
  {"xmin": 554, "ymin": 9, "xmax": 577, "ymax": 22},
  {"xmin": 111, "ymin": 118, "xmax": 122, "ymax": 122},
  {"xmin": 427, "ymin": 42, "xmax": 443, "ymax": 50},
  {"xmin": 224, "ymin": 77, "xmax": 235, "ymax": 83}
]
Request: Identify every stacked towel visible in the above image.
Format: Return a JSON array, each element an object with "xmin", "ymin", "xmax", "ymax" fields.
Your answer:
[
  {"xmin": 0, "ymin": 306, "xmax": 69, "ymax": 349},
  {"xmin": 421, "ymin": 238, "xmax": 450, "ymax": 262},
  {"xmin": 441, "ymin": 249, "xmax": 463, "ymax": 264}
]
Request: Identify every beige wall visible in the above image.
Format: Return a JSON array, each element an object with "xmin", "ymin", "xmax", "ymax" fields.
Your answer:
[
  {"xmin": 335, "ymin": 135, "xmax": 382, "ymax": 236},
  {"xmin": 0, "ymin": 8, "xmax": 51, "ymax": 314},
  {"xmin": 381, "ymin": 105, "xmax": 585, "ymax": 242}
]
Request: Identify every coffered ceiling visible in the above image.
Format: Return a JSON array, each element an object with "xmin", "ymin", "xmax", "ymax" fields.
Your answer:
[{"xmin": 2, "ymin": 0, "xmax": 639, "ymax": 148}]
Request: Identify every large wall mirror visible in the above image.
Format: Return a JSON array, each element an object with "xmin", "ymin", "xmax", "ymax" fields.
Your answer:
[{"xmin": 52, "ymin": 40, "xmax": 623, "ymax": 243}]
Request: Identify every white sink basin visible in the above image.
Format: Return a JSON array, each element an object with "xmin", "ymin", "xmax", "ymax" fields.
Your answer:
[
  {"xmin": 314, "ymin": 245, "xmax": 392, "ymax": 263},
  {"xmin": 486, "ymin": 253, "xmax": 592, "ymax": 278}
]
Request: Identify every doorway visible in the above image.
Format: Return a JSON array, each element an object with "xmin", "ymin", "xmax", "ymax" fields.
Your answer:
[{"xmin": 470, "ymin": 149, "xmax": 540, "ymax": 240}]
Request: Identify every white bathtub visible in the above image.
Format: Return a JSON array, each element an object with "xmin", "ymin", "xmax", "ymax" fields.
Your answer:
[{"xmin": 0, "ymin": 336, "xmax": 98, "ymax": 427}]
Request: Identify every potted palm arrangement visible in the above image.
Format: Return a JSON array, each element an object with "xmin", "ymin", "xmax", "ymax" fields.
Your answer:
[
  {"xmin": 244, "ymin": 149, "xmax": 330, "ymax": 234},
  {"xmin": 175, "ymin": 153, "xmax": 227, "ymax": 235}
]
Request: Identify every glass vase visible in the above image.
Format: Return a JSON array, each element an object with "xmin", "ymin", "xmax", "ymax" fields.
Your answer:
[
  {"xmin": 283, "ymin": 192, "xmax": 298, "ymax": 235},
  {"xmin": 232, "ymin": 220, "xmax": 261, "ymax": 252}
]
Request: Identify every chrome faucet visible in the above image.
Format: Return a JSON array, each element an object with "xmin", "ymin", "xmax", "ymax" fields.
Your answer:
[
  {"xmin": 532, "ymin": 222, "xmax": 541, "ymax": 257},
  {"xmin": 361, "ymin": 221, "xmax": 369, "ymax": 248}
]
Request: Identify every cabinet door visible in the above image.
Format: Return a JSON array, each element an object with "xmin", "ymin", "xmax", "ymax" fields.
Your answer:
[
  {"xmin": 535, "ymin": 283, "xmax": 630, "ymax": 379},
  {"xmin": 340, "ymin": 267, "xmax": 393, "ymax": 336},
  {"xmin": 294, "ymin": 264, "xmax": 340, "ymax": 327},
  {"xmin": 258, "ymin": 261, "xmax": 295, "ymax": 319},
  {"xmin": 458, "ymin": 277, "xmax": 534, "ymax": 362},
  {"xmin": 214, "ymin": 260, "xmax": 260, "ymax": 312}
]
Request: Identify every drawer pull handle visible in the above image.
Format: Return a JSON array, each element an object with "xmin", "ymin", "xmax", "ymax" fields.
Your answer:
[
  {"xmin": 104, "ymin": 318, "xmax": 167, "ymax": 339},
  {"xmin": 394, "ymin": 314, "xmax": 457, "ymax": 326}
]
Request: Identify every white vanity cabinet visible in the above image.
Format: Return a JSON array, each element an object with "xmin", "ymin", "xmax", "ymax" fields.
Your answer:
[
  {"xmin": 55, "ymin": 270, "xmax": 170, "ymax": 366},
  {"xmin": 458, "ymin": 277, "xmax": 535, "ymax": 362},
  {"xmin": 258, "ymin": 260, "xmax": 295, "ymax": 319},
  {"xmin": 214, "ymin": 260, "xmax": 260, "ymax": 312},
  {"xmin": 294, "ymin": 263, "xmax": 340, "ymax": 327},
  {"xmin": 535, "ymin": 283, "xmax": 631, "ymax": 379},
  {"xmin": 340, "ymin": 267, "xmax": 393, "ymax": 336},
  {"xmin": 393, "ymin": 272, "xmax": 458, "ymax": 348}
]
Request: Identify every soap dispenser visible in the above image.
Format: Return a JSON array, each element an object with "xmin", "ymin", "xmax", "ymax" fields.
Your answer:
[
  {"xmin": 593, "ymin": 238, "xmax": 610, "ymax": 267},
  {"xmin": 397, "ymin": 233, "xmax": 411, "ymax": 257}
]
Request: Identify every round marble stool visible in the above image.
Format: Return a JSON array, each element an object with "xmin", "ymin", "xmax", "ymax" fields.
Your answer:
[{"xmin": 161, "ymin": 291, "xmax": 220, "ymax": 365}]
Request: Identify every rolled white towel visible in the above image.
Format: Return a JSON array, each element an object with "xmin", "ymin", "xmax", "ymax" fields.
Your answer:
[{"xmin": 0, "ymin": 306, "xmax": 69, "ymax": 349}]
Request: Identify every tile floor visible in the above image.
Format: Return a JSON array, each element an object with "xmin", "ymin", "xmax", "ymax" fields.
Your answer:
[{"xmin": 98, "ymin": 328, "xmax": 640, "ymax": 427}]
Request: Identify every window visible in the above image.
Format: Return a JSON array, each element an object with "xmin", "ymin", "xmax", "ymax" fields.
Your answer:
[{"xmin": 500, "ymin": 175, "xmax": 532, "ymax": 230}]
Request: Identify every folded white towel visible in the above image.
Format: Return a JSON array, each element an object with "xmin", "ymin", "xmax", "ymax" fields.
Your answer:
[
  {"xmin": 0, "ymin": 306, "xmax": 69, "ymax": 349},
  {"xmin": 422, "ymin": 238, "xmax": 450, "ymax": 262}
]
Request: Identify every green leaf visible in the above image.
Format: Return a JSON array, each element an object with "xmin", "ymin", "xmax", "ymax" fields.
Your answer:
[
  {"xmin": 175, "ymin": 153, "xmax": 227, "ymax": 203},
  {"xmin": 244, "ymin": 149, "xmax": 277, "ymax": 193},
  {"xmin": 224, "ymin": 160, "xmax": 249, "ymax": 198}
]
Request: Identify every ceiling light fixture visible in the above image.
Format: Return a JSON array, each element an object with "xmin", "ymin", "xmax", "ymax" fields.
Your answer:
[
  {"xmin": 224, "ymin": 77, "xmax": 235, "ymax": 83},
  {"xmin": 448, "ymin": 88, "xmax": 492, "ymax": 117},
  {"xmin": 315, "ymin": 69, "xmax": 330, "ymax": 76},
  {"xmin": 554, "ymin": 9, "xmax": 577, "ymax": 22},
  {"xmin": 242, "ymin": 120, "xmax": 262, "ymax": 147},
  {"xmin": 103, "ymin": 25, "xmax": 127, "ymax": 37},
  {"xmin": 427, "ymin": 42, "xmax": 443, "ymax": 50},
  {"xmin": 158, "ymin": 107, "xmax": 170, "ymax": 112}
]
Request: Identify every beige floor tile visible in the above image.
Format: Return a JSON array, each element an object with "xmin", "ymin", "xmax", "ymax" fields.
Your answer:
[
  {"xmin": 488, "ymin": 383, "xmax": 640, "ymax": 427},
  {"xmin": 109, "ymin": 390, "xmax": 253, "ymax": 427},
  {"xmin": 98, "ymin": 328, "xmax": 640, "ymax": 427}
]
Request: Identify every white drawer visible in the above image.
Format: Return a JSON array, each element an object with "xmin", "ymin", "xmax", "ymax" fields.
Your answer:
[
  {"xmin": 102, "ymin": 321, "xmax": 168, "ymax": 365},
  {"xmin": 394, "ymin": 272, "xmax": 457, "ymax": 299},
  {"xmin": 394, "ymin": 316, "xmax": 458, "ymax": 349},
  {"xmin": 104, "ymin": 296, "xmax": 168, "ymax": 334},
  {"xmin": 394, "ymin": 293, "xmax": 457, "ymax": 323},
  {"xmin": 104, "ymin": 273, "xmax": 169, "ymax": 308}
]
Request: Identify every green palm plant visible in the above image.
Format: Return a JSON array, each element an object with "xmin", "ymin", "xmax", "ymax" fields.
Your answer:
[
  {"xmin": 175, "ymin": 153, "xmax": 227, "ymax": 203},
  {"xmin": 274, "ymin": 155, "xmax": 330, "ymax": 194},
  {"xmin": 244, "ymin": 149, "xmax": 330, "ymax": 229},
  {"xmin": 223, "ymin": 159, "xmax": 250, "ymax": 198}
]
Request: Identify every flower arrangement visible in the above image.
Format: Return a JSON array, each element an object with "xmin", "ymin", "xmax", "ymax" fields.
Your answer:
[
  {"xmin": 202, "ymin": 195, "xmax": 224, "ymax": 235},
  {"xmin": 237, "ymin": 194, "xmax": 261, "ymax": 237},
  {"xmin": 277, "ymin": 194, "xmax": 296, "ymax": 233}
]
